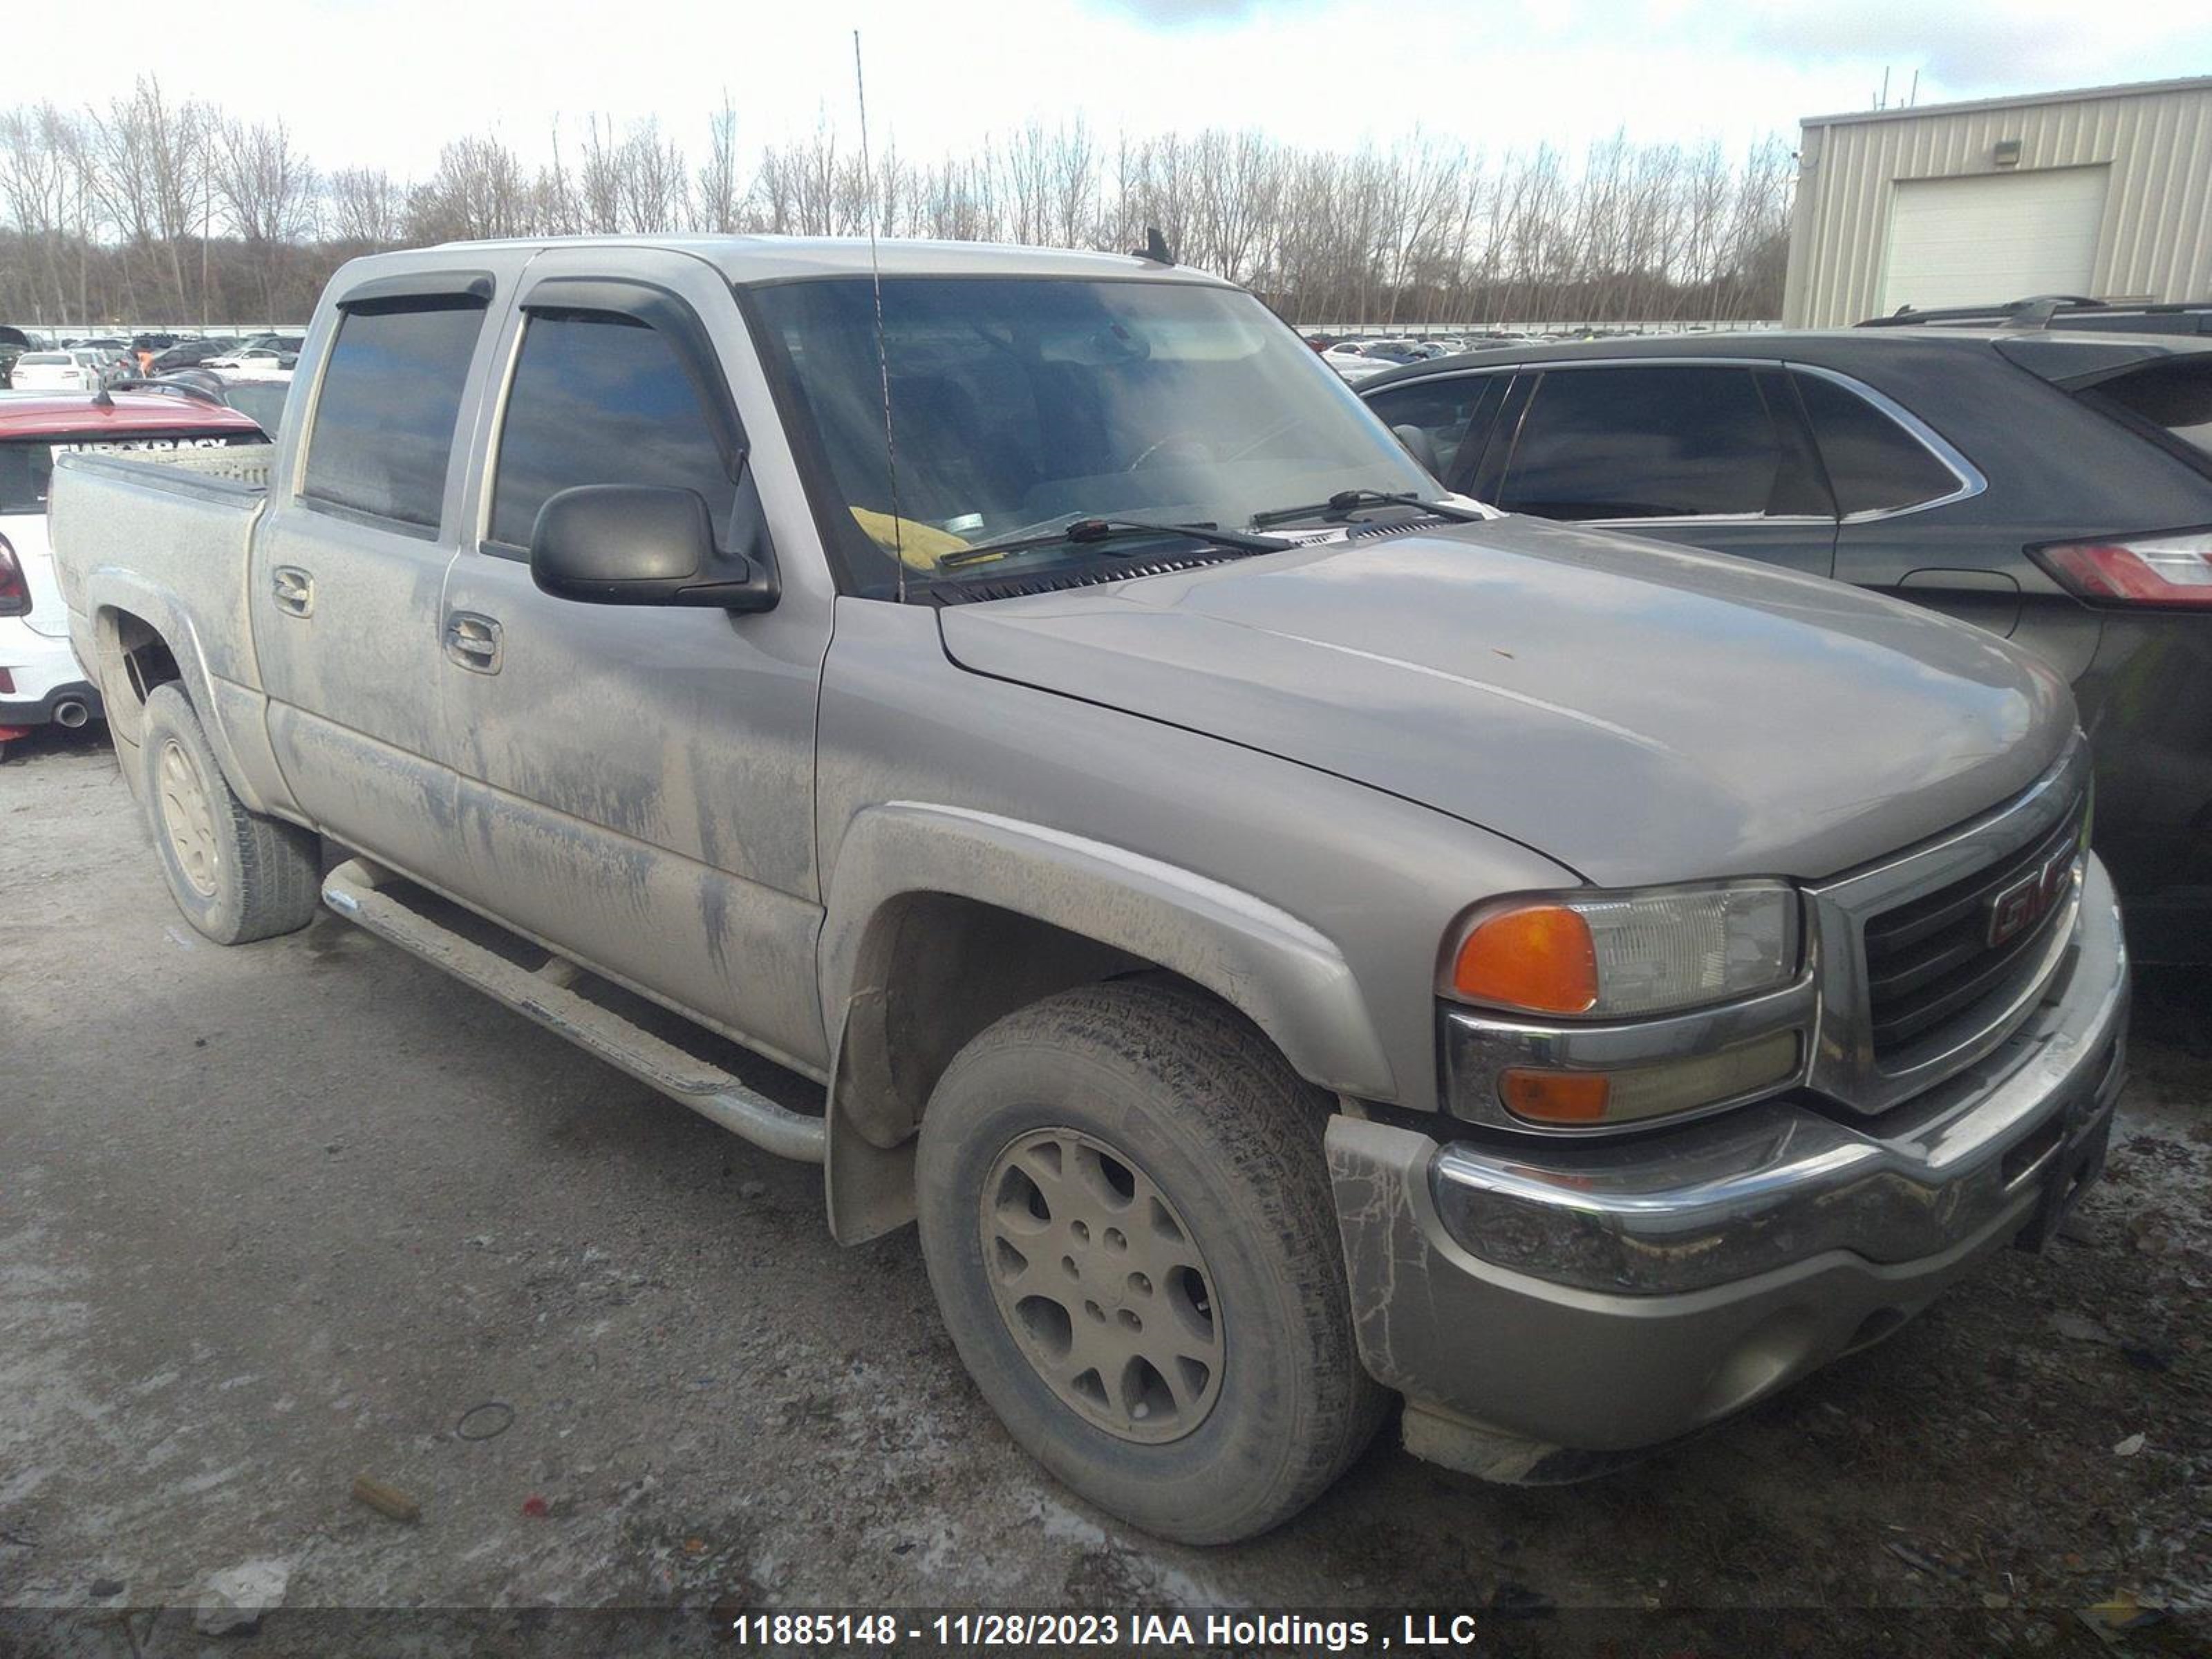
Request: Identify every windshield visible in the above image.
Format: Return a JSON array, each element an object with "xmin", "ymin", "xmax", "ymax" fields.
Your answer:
[{"xmin": 748, "ymin": 276, "xmax": 1437, "ymax": 596}]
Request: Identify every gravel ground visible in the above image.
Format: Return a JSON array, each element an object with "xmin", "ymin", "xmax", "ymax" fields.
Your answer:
[{"xmin": 2, "ymin": 724, "xmax": 2208, "ymax": 1656}]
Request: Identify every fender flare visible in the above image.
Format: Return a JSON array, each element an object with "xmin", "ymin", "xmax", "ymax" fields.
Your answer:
[
  {"xmin": 820, "ymin": 801, "xmax": 1398, "ymax": 1102},
  {"xmin": 81, "ymin": 572, "xmax": 271, "ymax": 815}
]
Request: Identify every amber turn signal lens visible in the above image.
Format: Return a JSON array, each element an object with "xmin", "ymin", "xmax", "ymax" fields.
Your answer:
[
  {"xmin": 1452, "ymin": 903, "xmax": 1600, "ymax": 1014},
  {"xmin": 1499, "ymin": 1069, "xmax": 1612, "ymax": 1124}
]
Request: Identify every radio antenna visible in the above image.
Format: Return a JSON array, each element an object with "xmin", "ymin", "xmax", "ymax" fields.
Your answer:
[{"xmin": 853, "ymin": 29, "xmax": 906, "ymax": 602}]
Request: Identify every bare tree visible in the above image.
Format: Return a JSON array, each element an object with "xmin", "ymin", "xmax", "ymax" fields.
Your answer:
[
  {"xmin": 616, "ymin": 118, "xmax": 688, "ymax": 233},
  {"xmin": 576, "ymin": 115, "xmax": 622, "ymax": 234},
  {"xmin": 0, "ymin": 104, "xmax": 76, "ymax": 320},
  {"xmin": 326, "ymin": 166, "xmax": 403, "ymax": 246},
  {"xmin": 406, "ymin": 134, "xmax": 532, "ymax": 243},
  {"xmin": 213, "ymin": 118, "xmax": 317, "ymax": 319},
  {"xmin": 695, "ymin": 95, "xmax": 745, "ymax": 233},
  {"xmin": 0, "ymin": 91, "xmax": 1795, "ymax": 331},
  {"xmin": 536, "ymin": 118, "xmax": 581, "ymax": 237},
  {"xmin": 83, "ymin": 77, "xmax": 211, "ymax": 315}
]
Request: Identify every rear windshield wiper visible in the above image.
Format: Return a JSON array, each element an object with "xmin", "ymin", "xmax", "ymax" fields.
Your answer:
[
  {"xmin": 938, "ymin": 518, "xmax": 1292, "ymax": 571},
  {"xmin": 1250, "ymin": 489, "xmax": 1487, "ymax": 528}
]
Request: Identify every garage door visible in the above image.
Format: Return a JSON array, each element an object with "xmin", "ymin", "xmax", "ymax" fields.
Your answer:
[{"xmin": 1879, "ymin": 167, "xmax": 2109, "ymax": 313}]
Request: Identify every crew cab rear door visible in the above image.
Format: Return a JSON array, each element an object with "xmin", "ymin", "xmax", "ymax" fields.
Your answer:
[
  {"xmin": 252, "ymin": 256, "xmax": 527, "ymax": 883},
  {"xmin": 431, "ymin": 246, "xmax": 836, "ymax": 1072}
]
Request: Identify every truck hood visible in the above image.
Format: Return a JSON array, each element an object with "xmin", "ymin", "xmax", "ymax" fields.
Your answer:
[{"xmin": 936, "ymin": 519, "xmax": 2075, "ymax": 885}]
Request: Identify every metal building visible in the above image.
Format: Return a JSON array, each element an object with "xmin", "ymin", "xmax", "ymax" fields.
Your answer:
[{"xmin": 1782, "ymin": 75, "xmax": 2212, "ymax": 328}]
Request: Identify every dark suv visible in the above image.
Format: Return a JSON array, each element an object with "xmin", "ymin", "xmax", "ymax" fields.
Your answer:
[{"xmin": 1358, "ymin": 323, "xmax": 2212, "ymax": 962}]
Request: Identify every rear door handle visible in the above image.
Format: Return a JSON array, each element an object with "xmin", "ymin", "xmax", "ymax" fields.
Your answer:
[
  {"xmin": 444, "ymin": 612, "xmax": 503, "ymax": 675},
  {"xmin": 272, "ymin": 566, "xmax": 313, "ymax": 617}
]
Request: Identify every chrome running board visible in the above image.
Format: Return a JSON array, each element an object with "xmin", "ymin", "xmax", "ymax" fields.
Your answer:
[{"xmin": 321, "ymin": 857, "xmax": 825, "ymax": 1163}]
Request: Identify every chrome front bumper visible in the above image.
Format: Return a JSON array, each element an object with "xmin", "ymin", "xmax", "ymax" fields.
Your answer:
[{"xmin": 1327, "ymin": 855, "xmax": 2128, "ymax": 1459}]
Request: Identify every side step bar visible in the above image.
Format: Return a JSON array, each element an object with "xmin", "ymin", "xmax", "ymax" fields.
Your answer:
[{"xmin": 321, "ymin": 858, "xmax": 827, "ymax": 1165}]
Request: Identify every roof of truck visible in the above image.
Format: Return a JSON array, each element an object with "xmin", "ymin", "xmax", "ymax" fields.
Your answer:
[
  {"xmin": 414, "ymin": 234, "xmax": 1238, "ymax": 286},
  {"xmin": 0, "ymin": 390, "xmax": 264, "ymax": 438}
]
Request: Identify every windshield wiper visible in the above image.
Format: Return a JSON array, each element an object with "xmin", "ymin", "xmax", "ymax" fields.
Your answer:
[
  {"xmin": 937, "ymin": 517, "xmax": 1292, "ymax": 571},
  {"xmin": 1250, "ymin": 489, "xmax": 1488, "ymax": 529}
]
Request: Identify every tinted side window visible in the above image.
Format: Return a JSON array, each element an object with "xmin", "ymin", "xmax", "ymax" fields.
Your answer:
[
  {"xmin": 301, "ymin": 297, "xmax": 486, "ymax": 529},
  {"xmin": 1500, "ymin": 366, "xmax": 1783, "ymax": 520},
  {"xmin": 489, "ymin": 310, "xmax": 738, "ymax": 550},
  {"xmin": 1792, "ymin": 372, "xmax": 1961, "ymax": 514},
  {"xmin": 1365, "ymin": 375, "xmax": 1503, "ymax": 482}
]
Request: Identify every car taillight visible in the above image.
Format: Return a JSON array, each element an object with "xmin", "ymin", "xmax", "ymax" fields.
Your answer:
[
  {"xmin": 2034, "ymin": 529, "xmax": 2212, "ymax": 606},
  {"xmin": 0, "ymin": 534, "xmax": 28, "ymax": 619}
]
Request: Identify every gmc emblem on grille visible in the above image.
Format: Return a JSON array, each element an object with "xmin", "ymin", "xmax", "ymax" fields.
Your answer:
[{"xmin": 1986, "ymin": 847, "xmax": 2077, "ymax": 948}]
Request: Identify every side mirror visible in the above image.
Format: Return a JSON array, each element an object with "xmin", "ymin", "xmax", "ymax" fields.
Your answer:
[{"xmin": 529, "ymin": 483, "xmax": 778, "ymax": 612}]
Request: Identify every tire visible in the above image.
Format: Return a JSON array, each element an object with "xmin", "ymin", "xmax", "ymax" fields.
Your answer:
[
  {"xmin": 916, "ymin": 978, "xmax": 1386, "ymax": 1544},
  {"xmin": 140, "ymin": 682, "xmax": 320, "ymax": 944}
]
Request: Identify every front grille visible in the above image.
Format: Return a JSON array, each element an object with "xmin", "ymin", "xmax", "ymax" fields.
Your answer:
[{"xmin": 1860, "ymin": 801, "xmax": 2083, "ymax": 1061}]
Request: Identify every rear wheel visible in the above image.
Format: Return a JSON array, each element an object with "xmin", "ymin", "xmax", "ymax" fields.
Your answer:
[
  {"xmin": 916, "ymin": 979, "xmax": 1385, "ymax": 1544},
  {"xmin": 140, "ymin": 683, "xmax": 319, "ymax": 944}
]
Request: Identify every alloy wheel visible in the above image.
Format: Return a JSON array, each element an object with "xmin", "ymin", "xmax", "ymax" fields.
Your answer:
[{"xmin": 980, "ymin": 1127, "xmax": 1225, "ymax": 1443}]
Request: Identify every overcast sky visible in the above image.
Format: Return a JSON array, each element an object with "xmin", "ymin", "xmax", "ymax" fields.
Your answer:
[{"xmin": 21, "ymin": 0, "xmax": 2212, "ymax": 180}]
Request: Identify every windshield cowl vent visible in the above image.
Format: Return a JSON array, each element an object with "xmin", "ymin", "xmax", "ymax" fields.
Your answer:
[
  {"xmin": 1344, "ymin": 514, "xmax": 1454, "ymax": 541},
  {"xmin": 932, "ymin": 551, "xmax": 1244, "ymax": 606}
]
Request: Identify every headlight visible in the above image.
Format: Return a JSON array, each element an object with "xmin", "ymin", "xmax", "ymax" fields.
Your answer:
[{"xmin": 1446, "ymin": 881, "xmax": 1801, "ymax": 1019}]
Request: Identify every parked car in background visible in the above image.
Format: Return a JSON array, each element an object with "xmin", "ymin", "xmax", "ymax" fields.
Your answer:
[
  {"xmin": 71, "ymin": 341, "xmax": 133, "ymax": 384},
  {"xmin": 202, "ymin": 345, "xmax": 297, "ymax": 377},
  {"xmin": 1354, "ymin": 339, "xmax": 1430, "ymax": 365},
  {"xmin": 1359, "ymin": 320, "xmax": 2212, "ymax": 962},
  {"xmin": 129, "ymin": 333, "xmax": 180, "ymax": 373},
  {"xmin": 0, "ymin": 326, "xmax": 37, "ymax": 386},
  {"xmin": 77, "ymin": 348, "xmax": 124, "ymax": 388},
  {"xmin": 134, "ymin": 368, "xmax": 294, "ymax": 436},
  {"xmin": 0, "ymin": 388, "xmax": 264, "ymax": 758},
  {"xmin": 1319, "ymin": 341, "xmax": 1394, "ymax": 382},
  {"xmin": 149, "ymin": 338, "xmax": 238, "ymax": 375},
  {"xmin": 9, "ymin": 350, "xmax": 104, "ymax": 392}
]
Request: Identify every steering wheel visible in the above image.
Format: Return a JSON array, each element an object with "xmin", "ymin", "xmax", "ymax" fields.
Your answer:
[{"xmin": 1126, "ymin": 433, "xmax": 1213, "ymax": 471}]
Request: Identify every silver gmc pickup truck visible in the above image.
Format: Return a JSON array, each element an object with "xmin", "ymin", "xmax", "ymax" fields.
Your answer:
[{"xmin": 49, "ymin": 236, "xmax": 2128, "ymax": 1544}]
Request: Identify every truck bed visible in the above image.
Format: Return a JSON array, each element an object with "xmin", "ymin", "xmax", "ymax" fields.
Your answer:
[
  {"xmin": 48, "ymin": 442, "xmax": 276, "ymax": 714},
  {"xmin": 59, "ymin": 440, "xmax": 275, "ymax": 496}
]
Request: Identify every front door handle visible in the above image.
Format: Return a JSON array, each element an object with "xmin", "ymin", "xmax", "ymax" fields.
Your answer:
[
  {"xmin": 272, "ymin": 565, "xmax": 313, "ymax": 617},
  {"xmin": 444, "ymin": 612, "xmax": 503, "ymax": 675}
]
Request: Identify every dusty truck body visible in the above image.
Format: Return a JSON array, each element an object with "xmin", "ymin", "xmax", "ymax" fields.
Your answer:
[{"xmin": 48, "ymin": 236, "xmax": 2128, "ymax": 1543}]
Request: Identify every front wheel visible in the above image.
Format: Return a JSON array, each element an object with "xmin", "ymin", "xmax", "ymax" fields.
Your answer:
[
  {"xmin": 140, "ymin": 683, "xmax": 320, "ymax": 944},
  {"xmin": 916, "ymin": 980, "xmax": 1385, "ymax": 1544}
]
